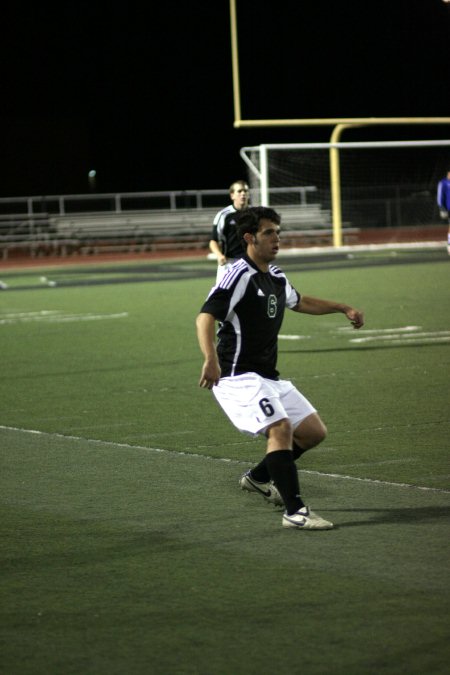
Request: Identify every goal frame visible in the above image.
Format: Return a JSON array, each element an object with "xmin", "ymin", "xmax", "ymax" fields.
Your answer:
[{"xmin": 240, "ymin": 139, "xmax": 450, "ymax": 245}]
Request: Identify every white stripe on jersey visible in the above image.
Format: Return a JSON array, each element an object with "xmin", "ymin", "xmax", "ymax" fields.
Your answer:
[
  {"xmin": 213, "ymin": 203, "xmax": 235, "ymax": 225},
  {"xmin": 221, "ymin": 260, "xmax": 289, "ymax": 288},
  {"xmin": 205, "ymin": 259, "xmax": 247, "ymax": 299},
  {"xmin": 206, "ymin": 257, "xmax": 299, "ymax": 310},
  {"xmin": 269, "ymin": 264, "xmax": 283, "ymax": 276},
  {"xmin": 214, "ymin": 204, "xmax": 236, "ymax": 234},
  {"xmin": 269, "ymin": 264, "xmax": 300, "ymax": 308},
  {"xmin": 229, "ymin": 313, "xmax": 242, "ymax": 377},
  {"xmin": 218, "ymin": 258, "xmax": 250, "ymax": 289}
]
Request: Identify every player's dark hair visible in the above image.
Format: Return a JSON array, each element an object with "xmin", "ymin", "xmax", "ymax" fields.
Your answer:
[{"xmin": 236, "ymin": 206, "xmax": 281, "ymax": 245}]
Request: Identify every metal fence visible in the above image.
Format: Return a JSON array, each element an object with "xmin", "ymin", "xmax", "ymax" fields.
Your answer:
[{"xmin": 0, "ymin": 187, "xmax": 317, "ymax": 218}]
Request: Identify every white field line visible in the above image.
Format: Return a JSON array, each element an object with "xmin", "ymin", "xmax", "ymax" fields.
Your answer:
[
  {"xmin": 299, "ymin": 469, "xmax": 450, "ymax": 493},
  {"xmin": 1, "ymin": 424, "xmax": 449, "ymax": 495},
  {"xmin": 278, "ymin": 241, "xmax": 446, "ymax": 256},
  {"xmin": 350, "ymin": 331, "xmax": 450, "ymax": 344},
  {"xmin": 384, "ymin": 337, "xmax": 450, "ymax": 345},
  {"xmin": 2, "ymin": 310, "xmax": 59, "ymax": 318},
  {"xmin": 280, "ymin": 326, "xmax": 450, "ymax": 346},
  {"xmin": 337, "ymin": 325, "xmax": 421, "ymax": 334},
  {"xmin": 0, "ymin": 311, "xmax": 128, "ymax": 325}
]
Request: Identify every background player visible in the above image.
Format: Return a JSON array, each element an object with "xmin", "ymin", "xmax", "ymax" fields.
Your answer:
[
  {"xmin": 437, "ymin": 169, "xmax": 450, "ymax": 254},
  {"xmin": 197, "ymin": 206, "xmax": 364, "ymax": 531},
  {"xmin": 209, "ymin": 179, "xmax": 250, "ymax": 283}
]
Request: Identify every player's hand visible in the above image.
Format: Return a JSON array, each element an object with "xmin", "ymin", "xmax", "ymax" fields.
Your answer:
[
  {"xmin": 199, "ymin": 360, "xmax": 221, "ymax": 389},
  {"xmin": 346, "ymin": 308, "xmax": 364, "ymax": 329},
  {"xmin": 439, "ymin": 209, "xmax": 448, "ymax": 220}
]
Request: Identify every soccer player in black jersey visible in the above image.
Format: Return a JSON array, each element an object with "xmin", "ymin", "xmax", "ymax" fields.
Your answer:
[
  {"xmin": 209, "ymin": 180, "xmax": 250, "ymax": 283},
  {"xmin": 197, "ymin": 206, "xmax": 364, "ymax": 530}
]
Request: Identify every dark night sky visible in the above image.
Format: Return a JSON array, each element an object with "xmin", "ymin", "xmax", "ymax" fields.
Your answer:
[{"xmin": 1, "ymin": 1, "xmax": 449, "ymax": 198}]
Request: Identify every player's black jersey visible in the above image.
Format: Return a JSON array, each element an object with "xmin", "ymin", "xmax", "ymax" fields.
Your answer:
[
  {"xmin": 211, "ymin": 204, "xmax": 245, "ymax": 259},
  {"xmin": 200, "ymin": 255, "xmax": 300, "ymax": 379}
]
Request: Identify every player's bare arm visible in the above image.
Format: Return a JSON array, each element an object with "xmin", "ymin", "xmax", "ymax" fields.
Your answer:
[
  {"xmin": 294, "ymin": 295, "xmax": 364, "ymax": 329},
  {"xmin": 196, "ymin": 312, "xmax": 222, "ymax": 388},
  {"xmin": 209, "ymin": 240, "xmax": 226, "ymax": 265}
]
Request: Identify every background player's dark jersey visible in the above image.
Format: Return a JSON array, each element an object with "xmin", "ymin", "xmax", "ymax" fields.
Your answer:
[
  {"xmin": 211, "ymin": 204, "xmax": 245, "ymax": 259},
  {"xmin": 201, "ymin": 256, "xmax": 300, "ymax": 379}
]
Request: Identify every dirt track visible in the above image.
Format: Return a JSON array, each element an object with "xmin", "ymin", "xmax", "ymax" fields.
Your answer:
[{"xmin": 1, "ymin": 225, "xmax": 447, "ymax": 270}]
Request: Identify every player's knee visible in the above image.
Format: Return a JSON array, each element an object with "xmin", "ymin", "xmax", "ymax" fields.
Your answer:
[
  {"xmin": 313, "ymin": 422, "xmax": 327, "ymax": 445},
  {"xmin": 294, "ymin": 416, "xmax": 327, "ymax": 449},
  {"xmin": 266, "ymin": 417, "xmax": 293, "ymax": 445}
]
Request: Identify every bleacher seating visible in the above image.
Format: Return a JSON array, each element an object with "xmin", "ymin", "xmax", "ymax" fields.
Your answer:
[
  {"xmin": 0, "ymin": 202, "xmax": 359, "ymax": 259},
  {"xmin": 50, "ymin": 209, "xmax": 218, "ymax": 255}
]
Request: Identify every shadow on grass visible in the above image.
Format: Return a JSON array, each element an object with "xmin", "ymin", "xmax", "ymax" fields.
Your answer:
[{"xmin": 329, "ymin": 505, "xmax": 450, "ymax": 528}]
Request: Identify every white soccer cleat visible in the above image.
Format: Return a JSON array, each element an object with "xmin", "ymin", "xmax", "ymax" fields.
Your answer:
[
  {"xmin": 282, "ymin": 506, "xmax": 334, "ymax": 530},
  {"xmin": 239, "ymin": 470, "xmax": 284, "ymax": 506}
]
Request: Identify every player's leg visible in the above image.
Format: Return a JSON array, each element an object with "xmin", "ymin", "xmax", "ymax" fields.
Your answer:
[
  {"xmin": 234, "ymin": 381, "xmax": 326, "ymax": 522},
  {"xmin": 214, "ymin": 374, "xmax": 285, "ymax": 505},
  {"xmin": 292, "ymin": 412, "xmax": 327, "ymax": 459},
  {"xmin": 246, "ymin": 381, "xmax": 320, "ymax": 478},
  {"xmin": 280, "ymin": 409, "xmax": 333, "ymax": 529},
  {"xmin": 263, "ymin": 417, "xmax": 304, "ymax": 515},
  {"xmin": 264, "ymin": 418, "xmax": 333, "ymax": 530},
  {"xmin": 262, "ymin": 382, "xmax": 332, "ymax": 529},
  {"xmin": 213, "ymin": 375, "xmax": 332, "ymax": 527}
]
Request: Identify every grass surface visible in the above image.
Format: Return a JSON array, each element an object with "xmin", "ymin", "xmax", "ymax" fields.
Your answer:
[{"xmin": 1, "ymin": 249, "xmax": 449, "ymax": 674}]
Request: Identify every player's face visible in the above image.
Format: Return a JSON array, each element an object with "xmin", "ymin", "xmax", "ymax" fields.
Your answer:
[
  {"xmin": 252, "ymin": 218, "xmax": 281, "ymax": 262},
  {"xmin": 231, "ymin": 184, "xmax": 250, "ymax": 209}
]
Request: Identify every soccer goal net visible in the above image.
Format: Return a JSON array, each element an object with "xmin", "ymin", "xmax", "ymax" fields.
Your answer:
[{"xmin": 240, "ymin": 140, "xmax": 450, "ymax": 231}]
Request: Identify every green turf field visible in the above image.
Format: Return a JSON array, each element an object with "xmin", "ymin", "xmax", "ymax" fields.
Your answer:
[{"xmin": 1, "ymin": 249, "xmax": 449, "ymax": 674}]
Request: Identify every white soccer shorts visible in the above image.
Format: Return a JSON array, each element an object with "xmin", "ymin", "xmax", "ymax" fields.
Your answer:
[{"xmin": 212, "ymin": 372, "xmax": 317, "ymax": 436}]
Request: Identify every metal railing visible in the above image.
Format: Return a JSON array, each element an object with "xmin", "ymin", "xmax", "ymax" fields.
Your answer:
[{"xmin": 0, "ymin": 187, "xmax": 318, "ymax": 218}]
